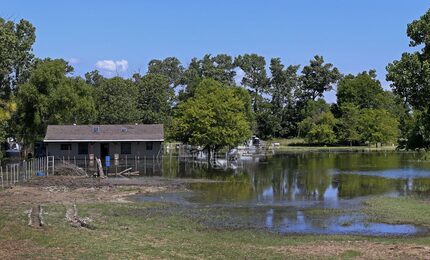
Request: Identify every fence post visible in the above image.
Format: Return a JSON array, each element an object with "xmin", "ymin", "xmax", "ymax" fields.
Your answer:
[
  {"xmin": 23, "ymin": 161, "xmax": 25, "ymax": 182},
  {"xmin": 13, "ymin": 164, "xmax": 15, "ymax": 184},
  {"xmin": 1, "ymin": 166, "xmax": 3, "ymax": 188},
  {"xmin": 144, "ymin": 156, "xmax": 146, "ymax": 175}
]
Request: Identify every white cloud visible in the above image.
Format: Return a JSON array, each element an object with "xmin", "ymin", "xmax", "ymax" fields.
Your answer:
[
  {"xmin": 95, "ymin": 59, "xmax": 129, "ymax": 73},
  {"xmin": 69, "ymin": 57, "xmax": 80, "ymax": 64},
  {"xmin": 115, "ymin": 60, "xmax": 129, "ymax": 72}
]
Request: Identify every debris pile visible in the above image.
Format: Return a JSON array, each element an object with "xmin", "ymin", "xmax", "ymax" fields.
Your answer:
[
  {"xmin": 65, "ymin": 204, "xmax": 93, "ymax": 229},
  {"xmin": 54, "ymin": 163, "xmax": 88, "ymax": 176}
]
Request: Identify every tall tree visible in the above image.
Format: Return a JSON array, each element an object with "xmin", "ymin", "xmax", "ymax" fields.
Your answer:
[
  {"xmin": 95, "ymin": 77, "xmax": 139, "ymax": 124},
  {"xmin": 136, "ymin": 74, "xmax": 174, "ymax": 124},
  {"xmin": 358, "ymin": 109, "xmax": 399, "ymax": 145},
  {"xmin": 147, "ymin": 57, "xmax": 184, "ymax": 87},
  {"xmin": 235, "ymin": 54, "xmax": 269, "ymax": 112},
  {"xmin": 200, "ymin": 54, "xmax": 236, "ymax": 85},
  {"xmin": 269, "ymin": 58, "xmax": 299, "ymax": 113},
  {"xmin": 336, "ymin": 103, "xmax": 361, "ymax": 145},
  {"xmin": 180, "ymin": 54, "xmax": 236, "ymax": 100},
  {"xmin": 16, "ymin": 59, "xmax": 96, "ymax": 143},
  {"xmin": 269, "ymin": 58, "xmax": 300, "ymax": 137},
  {"xmin": 298, "ymin": 99, "xmax": 337, "ymax": 144},
  {"xmin": 171, "ymin": 79, "xmax": 251, "ymax": 163},
  {"xmin": 299, "ymin": 55, "xmax": 341, "ymax": 101},
  {"xmin": 386, "ymin": 9, "xmax": 430, "ymax": 148},
  {"xmin": 0, "ymin": 18, "xmax": 36, "ymax": 98},
  {"xmin": 85, "ymin": 70, "xmax": 104, "ymax": 87},
  {"xmin": 0, "ymin": 99, "xmax": 16, "ymax": 157},
  {"xmin": 337, "ymin": 70, "xmax": 383, "ymax": 109}
]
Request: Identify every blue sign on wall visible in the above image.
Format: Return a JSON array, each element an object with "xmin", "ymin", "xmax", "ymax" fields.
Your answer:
[{"xmin": 105, "ymin": 156, "xmax": 110, "ymax": 167}]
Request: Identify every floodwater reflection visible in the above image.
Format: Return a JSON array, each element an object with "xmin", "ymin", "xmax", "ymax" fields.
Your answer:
[{"xmin": 136, "ymin": 152, "xmax": 430, "ymax": 235}]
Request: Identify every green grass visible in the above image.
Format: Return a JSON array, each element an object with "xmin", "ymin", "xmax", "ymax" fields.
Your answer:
[
  {"xmin": 267, "ymin": 138, "xmax": 306, "ymax": 146},
  {"xmin": 1, "ymin": 201, "xmax": 430, "ymax": 259},
  {"xmin": 364, "ymin": 196, "xmax": 430, "ymax": 226},
  {"xmin": 264, "ymin": 138, "xmax": 396, "ymax": 152},
  {"xmin": 341, "ymin": 250, "xmax": 362, "ymax": 259}
]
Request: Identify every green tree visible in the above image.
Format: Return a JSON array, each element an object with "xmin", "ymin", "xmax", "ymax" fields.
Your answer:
[
  {"xmin": 386, "ymin": 9, "xmax": 430, "ymax": 148},
  {"xmin": 269, "ymin": 58, "xmax": 300, "ymax": 137},
  {"xmin": 16, "ymin": 59, "xmax": 96, "ymax": 143},
  {"xmin": 299, "ymin": 55, "xmax": 341, "ymax": 101},
  {"xmin": 171, "ymin": 79, "xmax": 251, "ymax": 163},
  {"xmin": 136, "ymin": 74, "xmax": 174, "ymax": 124},
  {"xmin": 85, "ymin": 70, "xmax": 104, "ymax": 87},
  {"xmin": 337, "ymin": 103, "xmax": 361, "ymax": 145},
  {"xmin": 95, "ymin": 77, "xmax": 139, "ymax": 124},
  {"xmin": 147, "ymin": 57, "xmax": 184, "ymax": 87},
  {"xmin": 180, "ymin": 54, "xmax": 236, "ymax": 100},
  {"xmin": 0, "ymin": 99, "xmax": 16, "ymax": 157},
  {"xmin": 0, "ymin": 18, "xmax": 36, "ymax": 98},
  {"xmin": 337, "ymin": 70, "xmax": 383, "ymax": 109},
  {"xmin": 358, "ymin": 109, "xmax": 399, "ymax": 145},
  {"xmin": 235, "ymin": 54, "xmax": 269, "ymax": 112},
  {"xmin": 298, "ymin": 99, "xmax": 337, "ymax": 144},
  {"xmin": 200, "ymin": 54, "xmax": 236, "ymax": 85},
  {"xmin": 255, "ymin": 100, "xmax": 280, "ymax": 139}
]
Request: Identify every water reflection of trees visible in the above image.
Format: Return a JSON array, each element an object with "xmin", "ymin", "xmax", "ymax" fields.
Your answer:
[
  {"xmin": 243, "ymin": 153, "xmax": 430, "ymax": 201},
  {"xmin": 163, "ymin": 153, "xmax": 430, "ymax": 202}
]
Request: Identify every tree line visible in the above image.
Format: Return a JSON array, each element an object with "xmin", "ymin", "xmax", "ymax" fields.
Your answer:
[{"xmin": 1, "ymin": 9, "xmax": 430, "ymax": 154}]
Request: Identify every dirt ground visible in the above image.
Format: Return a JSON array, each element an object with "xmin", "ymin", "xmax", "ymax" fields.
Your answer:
[
  {"xmin": 0, "ymin": 176, "xmax": 182, "ymax": 206},
  {"xmin": 277, "ymin": 241, "xmax": 430, "ymax": 259}
]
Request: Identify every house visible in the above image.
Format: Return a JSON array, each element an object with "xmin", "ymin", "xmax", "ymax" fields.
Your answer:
[{"xmin": 43, "ymin": 124, "xmax": 164, "ymax": 159}]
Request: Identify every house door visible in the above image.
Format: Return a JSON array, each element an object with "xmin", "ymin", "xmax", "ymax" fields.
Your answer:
[{"xmin": 100, "ymin": 143, "xmax": 109, "ymax": 159}]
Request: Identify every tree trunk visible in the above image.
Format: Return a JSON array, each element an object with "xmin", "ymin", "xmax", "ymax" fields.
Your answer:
[{"xmin": 207, "ymin": 146, "xmax": 211, "ymax": 168}]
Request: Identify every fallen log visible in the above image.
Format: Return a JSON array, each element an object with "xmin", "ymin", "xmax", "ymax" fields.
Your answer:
[
  {"xmin": 118, "ymin": 168, "xmax": 133, "ymax": 175},
  {"xmin": 122, "ymin": 171, "xmax": 140, "ymax": 176}
]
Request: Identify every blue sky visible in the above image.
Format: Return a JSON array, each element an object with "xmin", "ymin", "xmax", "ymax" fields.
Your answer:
[{"xmin": 1, "ymin": 0, "xmax": 428, "ymax": 102}]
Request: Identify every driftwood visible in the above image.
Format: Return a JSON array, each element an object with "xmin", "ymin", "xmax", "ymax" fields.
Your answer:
[
  {"xmin": 65, "ymin": 204, "xmax": 92, "ymax": 229},
  {"xmin": 95, "ymin": 158, "xmax": 105, "ymax": 178},
  {"xmin": 122, "ymin": 171, "xmax": 139, "ymax": 176},
  {"xmin": 117, "ymin": 168, "xmax": 133, "ymax": 175}
]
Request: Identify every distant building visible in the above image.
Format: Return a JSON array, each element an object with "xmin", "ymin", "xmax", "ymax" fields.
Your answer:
[{"xmin": 43, "ymin": 124, "xmax": 164, "ymax": 159}]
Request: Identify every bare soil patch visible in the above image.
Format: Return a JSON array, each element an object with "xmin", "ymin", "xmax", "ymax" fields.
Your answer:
[
  {"xmin": 0, "ymin": 240, "xmax": 63, "ymax": 259},
  {"xmin": 276, "ymin": 241, "xmax": 430, "ymax": 259},
  {"xmin": 0, "ymin": 176, "xmax": 185, "ymax": 206},
  {"xmin": 28, "ymin": 205, "xmax": 43, "ymax": 228}
]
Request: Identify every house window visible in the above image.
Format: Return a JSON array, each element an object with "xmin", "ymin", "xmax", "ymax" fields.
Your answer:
[
  {"xmin": 121, "ymin": 143, "xmax": 131, "ymax": 154},
  {"xmin": 146, "ymin": 142, "xmax": 153, "ymax": 151},
  {"xmin": 78, "ymin": 143, "xmax": 88, "ymax": 155},
  {"xmin": 60, "ymin": 144, "xmax": 72, "ymax": 151}
]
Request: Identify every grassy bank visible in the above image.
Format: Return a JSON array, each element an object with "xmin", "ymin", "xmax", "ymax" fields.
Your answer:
[
  {"xmin": 265, "ymin": 138, "xmax": 397, "ymax": 152},
  {"xmin": 364, "ymin": 196, "xmax": 430, "ymax": 227},
  {"xmin": 1, "ymin": 200, "xmax": 430, "ymax": 259}
]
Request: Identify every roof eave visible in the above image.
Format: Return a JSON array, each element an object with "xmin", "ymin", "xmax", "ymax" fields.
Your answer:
[{"xmin": 43, "ymin": 139, "xmax": 165, "ymax": 143}]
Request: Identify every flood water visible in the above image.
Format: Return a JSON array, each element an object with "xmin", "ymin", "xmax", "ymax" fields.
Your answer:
[{"xmin": 133, "ymin": 152, "xmax": 430, "ymax": 236}]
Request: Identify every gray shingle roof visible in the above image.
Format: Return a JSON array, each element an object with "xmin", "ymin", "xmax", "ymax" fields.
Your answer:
[{"xmin": 44, "ymin": 124, "xmax": 164, "ymax": 142}]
